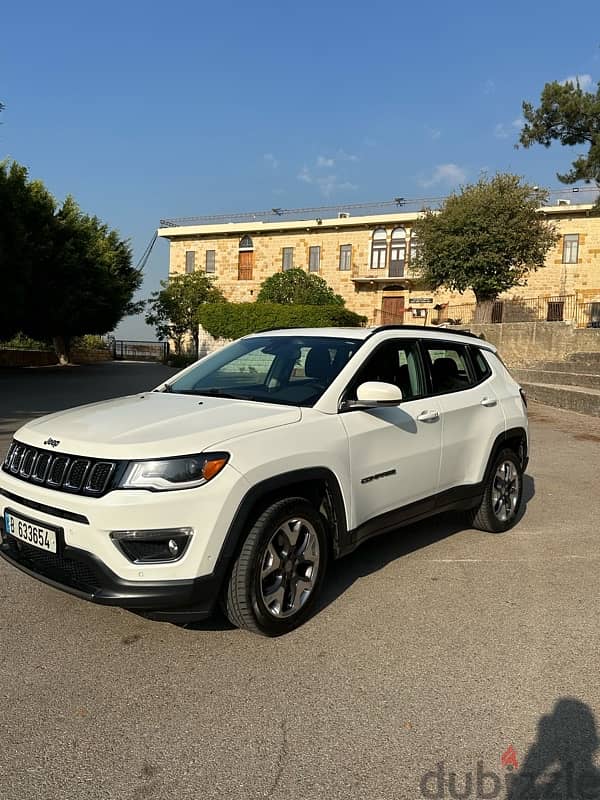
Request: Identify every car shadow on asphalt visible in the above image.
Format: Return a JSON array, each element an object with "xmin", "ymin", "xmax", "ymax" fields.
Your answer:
[{"xmin": 183, "ymin": 473, "xmax": 535, "ymax": 633}]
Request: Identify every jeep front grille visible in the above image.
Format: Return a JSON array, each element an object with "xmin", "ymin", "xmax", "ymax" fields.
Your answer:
[{"xmin": 2, "ymin": 441, "xmax": 119, "ymax": 497}]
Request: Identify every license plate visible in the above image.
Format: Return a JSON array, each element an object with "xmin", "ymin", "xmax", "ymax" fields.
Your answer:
[{"xmin": 3, "ymin": 510, "xmax": 57, "ymax": 553}]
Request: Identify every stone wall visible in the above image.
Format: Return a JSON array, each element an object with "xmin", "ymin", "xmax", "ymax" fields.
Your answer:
[
  {"xmin": 166, "ymin": 209, "xmax": 600, "ymax": 325},
  {"xmin": 0, "ymin": 348, "xmax": 113, "ymax": 367},
  {"xmin": 460, "ymin": 322, "xmax": 600, "ymax": 367}
]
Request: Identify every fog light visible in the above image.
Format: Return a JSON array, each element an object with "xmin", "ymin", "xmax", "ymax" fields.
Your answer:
[{"xmin": 110, "ymin": 528, "xmax": 192, "ymax": 563}]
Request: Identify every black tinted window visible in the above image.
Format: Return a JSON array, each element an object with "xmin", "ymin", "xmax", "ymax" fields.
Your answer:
[
  {"xmin": 470, "ymin": 347, "xmax": 492, "ymax": 383},
  {"xmin": 348, "ymin": 340, "xmax": 425, "ymax": 401},
  {"xmin": 424, "ymin": 343, "xmax": 473, "ymax": 394}
]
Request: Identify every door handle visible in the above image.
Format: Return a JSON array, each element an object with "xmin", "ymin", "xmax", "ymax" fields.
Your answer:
[
  {"xmin": 480, "ymin": 397, "xmax": 497, "ymax": 407},
  {"xmin": 417, "ymin": 410, "xmax": 440, "ymax": 422}
]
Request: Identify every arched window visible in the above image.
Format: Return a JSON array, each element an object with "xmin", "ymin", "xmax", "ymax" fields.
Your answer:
[
  {"xmin": 390, "ymin": 227, "xmax": 406, "ymax": 277},
  {"xmin": 238, "ymin": 235, "xmax": 254, "ymax": 279},
  {"xmin": 370, "ymin": 228, "xmax": 387, "ymax": 270}
]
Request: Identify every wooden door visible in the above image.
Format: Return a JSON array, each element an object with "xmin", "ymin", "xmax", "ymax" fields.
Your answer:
[
  {"xmin": 238, "ymin": 251, "xmax": 254, "ymax": 280},
  {"xmin": 389, "ymin": 243, "xmax": 406, "ymax": 277},
  {"xmin": 381, "ymin": 296, "xmax": 405, "ymax": 325}
]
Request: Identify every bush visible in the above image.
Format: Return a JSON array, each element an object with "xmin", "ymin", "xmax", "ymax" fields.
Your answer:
[
  {"xmin": 257, "ymin": 269, "xmax": 344, "ymax": 306},
  {"xmin": 0, "ymin": 333, "xmax": 52, "ymax": 350},
  {"xmin": 197, "ymin": 303, "xmax": 367, "ymax": 341},
  {"xmin": 168, "ymin": 353, "xmax": 197, "ymax": 369},
  {"xmin": 71, "ymin": 334, "xmax": 109, "ymax": 350}
]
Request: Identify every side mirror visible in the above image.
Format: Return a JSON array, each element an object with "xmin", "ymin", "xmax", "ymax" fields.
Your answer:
[{"xmin": 345, "ymin": 381, "xmax": 402, "ymax": 409}]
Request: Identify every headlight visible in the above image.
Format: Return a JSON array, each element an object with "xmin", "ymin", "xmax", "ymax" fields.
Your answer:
[{"xmin": 118, "ymin": 453, "xmax": 229, "ymax": 491}]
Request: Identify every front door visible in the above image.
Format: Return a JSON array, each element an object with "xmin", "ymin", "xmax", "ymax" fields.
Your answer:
[
  {"xmin": 381, "ymin": 296, "xmax": 405, "ymax": 325},
  {"xmin": 238, "ymin": 251, "xmax": 254, "ymax": 280},
  {"xmin": 340, "ymin": 338, "xmax": 442, "ymax": 532}
]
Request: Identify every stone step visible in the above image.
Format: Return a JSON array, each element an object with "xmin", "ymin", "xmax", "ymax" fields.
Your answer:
[
  {"xmin": 520, "ymin": 381, "xmax": 600, "ymax": 417},
  {"xmin": 513, "ymin": 369, "xmax": 600, "ymax": 390},
  {"xmin": 538, "ymin": 359, "xmax": 600, "ymax": 374},
  {"xmin": 568, "ymin": 351, "xmax": 600, "ymax": 365}
]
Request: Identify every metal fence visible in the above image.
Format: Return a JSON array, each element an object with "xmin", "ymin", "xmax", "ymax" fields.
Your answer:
[
  {"xmin": 575, "ymin": 302, "xmax": 600, "ymax": 328},
  {"xmin": 370, "ymin": 295, "xmax": 600, "ymax": 328},
  {"xmin": 439, "ymin": 295, "xmax": 588, "ymax": 326},
  {"xmin": 112, "ymin": 340, "xmax": 170, "ymax": 362}
]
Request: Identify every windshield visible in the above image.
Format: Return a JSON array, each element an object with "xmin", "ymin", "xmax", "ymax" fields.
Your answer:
[{"xmin": 168, "ymin": 335, "xmax": 362, "ymax": 407}]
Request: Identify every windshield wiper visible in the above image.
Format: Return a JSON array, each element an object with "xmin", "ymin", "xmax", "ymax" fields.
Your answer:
[{"xmin": 179, "ymin": 388, "xmax": 258, "ymax": 401}]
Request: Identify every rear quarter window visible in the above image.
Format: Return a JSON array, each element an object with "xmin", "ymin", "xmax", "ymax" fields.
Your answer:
[{"xmin": 470, "ymin": 347, "xmax": 492, "ymax": 383}]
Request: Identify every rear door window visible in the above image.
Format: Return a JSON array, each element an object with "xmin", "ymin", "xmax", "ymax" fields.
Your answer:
[{"xmin": 423, "ymin": 342, "xmax": 473, "ymax": 395}]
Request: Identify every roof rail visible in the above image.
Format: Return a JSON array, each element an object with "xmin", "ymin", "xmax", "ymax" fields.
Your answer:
[{"xmin": 370, "ymin": 324, "xmax": 482, "ymax": 339}]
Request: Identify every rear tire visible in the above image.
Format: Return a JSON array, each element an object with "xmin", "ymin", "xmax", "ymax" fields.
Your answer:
[
  {"xmin": 222, "ymin": 497, "xmax": 329, "ymax": 636},
  {"xmin": 469, "ymin": 448, "xmax": 523, "ymax": 533}
]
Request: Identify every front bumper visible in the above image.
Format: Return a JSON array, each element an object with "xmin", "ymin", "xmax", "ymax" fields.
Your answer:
[{"xmin": 0, "ymin": 523, "xmax": 221, "ymax": 621}]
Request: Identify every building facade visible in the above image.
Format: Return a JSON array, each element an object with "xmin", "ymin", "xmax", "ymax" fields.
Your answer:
[{"xmin": 158, "ymin": 201, "xmax": 600, "ymax": 328}]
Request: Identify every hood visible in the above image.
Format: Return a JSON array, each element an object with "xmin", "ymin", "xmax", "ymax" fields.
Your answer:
[{"xmin": 16, "ymin": 393, "xmax": 301, "ymax": 459}]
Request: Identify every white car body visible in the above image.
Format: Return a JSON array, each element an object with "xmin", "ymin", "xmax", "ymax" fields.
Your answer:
[{"xmin": 0, "ymin": 326, "xmax": 528, "ymax": 629}]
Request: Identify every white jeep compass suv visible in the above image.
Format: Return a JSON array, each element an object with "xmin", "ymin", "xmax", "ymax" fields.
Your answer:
[{"xmin": 1, "ymin": 326, "xmax": 528, "ymax": 636}]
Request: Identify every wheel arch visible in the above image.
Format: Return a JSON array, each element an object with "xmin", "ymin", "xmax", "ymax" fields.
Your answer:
[
  {"xmin": 215, "ymin": 468, "xmax": 349, "ymax": 584},
  {"xmin": 484, "ymin": 426, "xmax": 528, "ymax": 485}
]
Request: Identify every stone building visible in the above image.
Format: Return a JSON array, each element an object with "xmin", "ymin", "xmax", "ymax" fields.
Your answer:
[{"xmin": 158, "ymin": 196, "xmax": 600, "ymax": 328}]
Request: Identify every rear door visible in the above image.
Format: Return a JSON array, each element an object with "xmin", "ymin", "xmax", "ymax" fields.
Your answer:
[{"xmin": 421, "ymin": 340, "xmax": 505, "ymax": 491}]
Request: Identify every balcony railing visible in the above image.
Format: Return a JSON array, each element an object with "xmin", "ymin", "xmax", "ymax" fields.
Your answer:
[{"xmin": 351, "ymin": 263, "xmax": 419, "ymax": 281}]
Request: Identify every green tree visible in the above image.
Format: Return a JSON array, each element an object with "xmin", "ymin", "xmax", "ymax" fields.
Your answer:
[
  {"xmin": 413, "ymin": 173, "xmax": 559, "ymax": 321},
  {"xmin": 145, "ymin": 272, "xmax": 225, "ymax": 357},
  {"xmin": 25, "ymin": 196, "xmax": 142, "ymax": 363},
  {"xmin": 0, "ymin": 161, "xmax": 143, "ymax": 363},
  {"xmin": 257, "ymin": 268, "xmax": 345, "ymax": 305},
  {"xmin": 0, "ymin": 161, "xmax": 56, "ymax": 340},
  {"xmin": 518, "ymin": 77, "xmax": 600, "ymax": 202}
]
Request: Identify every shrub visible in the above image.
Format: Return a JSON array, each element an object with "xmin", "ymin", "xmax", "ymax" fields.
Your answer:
[
  {"xmin": 71, "ymin": 334, "xmax": 109, "ymax": 350},
  {"xmin": 0, "ymin": 333, "xmax": 52, "ymax": 350},
  {"xmin": 197, "ymin": 303, "xmax": 367, "ymax": 341},
  {"xmin": 257, "ymin": 269, "xmax": 344, "ymax": 306},
  {"xmin": 168, "ymin": 353, "xmax": 197, "ymax": 369}
]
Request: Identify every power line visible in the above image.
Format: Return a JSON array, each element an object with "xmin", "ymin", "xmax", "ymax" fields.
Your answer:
[{"xmin": 135, "ymin": 231, "xmax": 157, "ymax": 272}]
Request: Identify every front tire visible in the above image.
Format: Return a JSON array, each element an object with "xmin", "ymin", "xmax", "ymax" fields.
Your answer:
[
  {"xmin": 222, "ymin": 497, "xmax": 329, "ymax": 636},
  {"xmin": 469, "ymin": 448, "xmax": 523, "ymax": 533}
]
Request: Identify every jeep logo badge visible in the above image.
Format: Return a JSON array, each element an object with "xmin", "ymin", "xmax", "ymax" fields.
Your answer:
[{"xmin": 43, "ymin": 438, "xmax": 60, "ymax": 448}]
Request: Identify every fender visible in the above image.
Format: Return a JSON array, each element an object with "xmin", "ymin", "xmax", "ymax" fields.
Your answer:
[
  {"xmin": 214, "ymin": 467, "xmax": 349, "ymax": 582},
  {"xmin": 486, "ymin": 426, "xmax": 529, "ymax": 479}
]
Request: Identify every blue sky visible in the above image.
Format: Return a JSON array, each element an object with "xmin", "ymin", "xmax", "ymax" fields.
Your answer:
[{"xmin": 1, "ymin": 0, "xmax": 598, "ymax": 338}]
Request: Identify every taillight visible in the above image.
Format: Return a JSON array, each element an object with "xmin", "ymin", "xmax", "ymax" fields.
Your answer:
[{"xmin": 519, "ymin": 387, "xmax": 527, "ymax": 408}]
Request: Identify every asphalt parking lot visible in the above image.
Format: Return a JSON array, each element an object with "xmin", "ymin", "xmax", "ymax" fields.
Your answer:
[{"xmin": 1, "ymin": 361, "xmax": 600, "ymax": 800}]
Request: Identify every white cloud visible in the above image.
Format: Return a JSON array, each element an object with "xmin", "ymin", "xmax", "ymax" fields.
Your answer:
[
  {"xmin": 263, "ymin": 153, "xmax": 279, "ymax": 169},
  {"xmin": 337, "ymin": 149, "xmax": 359, "ymax": 162},
  {"xmin": 316, "ymin": 150, "xmax": 358, "ymax": 168},
  {"xmin": 484, "ymin": 79, "xmax": 496, "ymax": 95},
  {"xmin": 512, "ymin": 116, "xmax": 524, "ymax": 129},
  {"xmin": 494, "ymin": 123, "xmax": 509, "ymax": 139},
  {"xmin": 425, "ymin": 126, "xmax": 442, "ymax": 140},
  {"xmin": 297, "ymin": 166, "xmax": 357, "ymax": 197},
  {"xmin": 561, "ymin": 74, "xmax": 593, "ymax": 91},
  {"xmin": 419, "ymin": 163, "xmax": 467, "ymax": 188}
]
